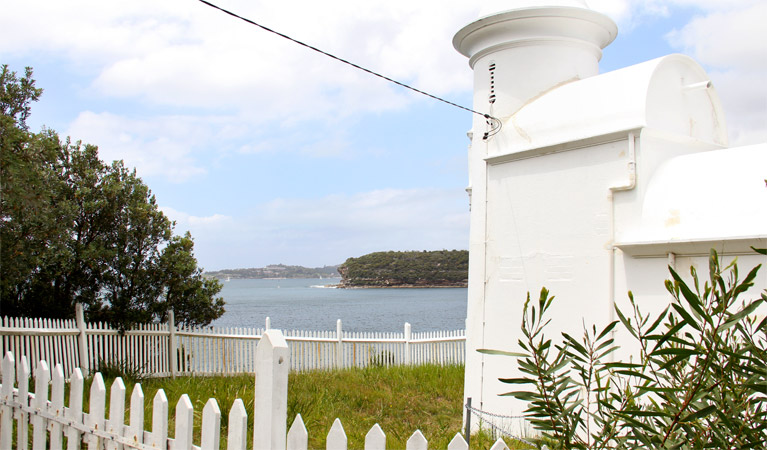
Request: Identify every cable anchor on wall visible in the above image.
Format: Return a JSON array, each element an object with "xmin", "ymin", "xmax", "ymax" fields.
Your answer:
[{"xmin": 483, "ymin": 115, "xmax": 502, "ymax": 140}]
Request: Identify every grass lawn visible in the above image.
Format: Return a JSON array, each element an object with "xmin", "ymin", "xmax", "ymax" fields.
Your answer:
[{"xmin": 96, "ymin": 363, "xmax": 533, "ymax": 449}]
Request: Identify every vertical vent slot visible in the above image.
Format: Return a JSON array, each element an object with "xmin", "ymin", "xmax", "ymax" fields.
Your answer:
[{"xmin": 488, "ymin": 62, "xmax": 497, "ymax": 104}]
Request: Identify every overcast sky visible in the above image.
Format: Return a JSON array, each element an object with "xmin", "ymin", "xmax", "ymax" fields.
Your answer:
[{"xmin": 2, "ymin": 0, "xmax": 765, "ymax": 270}]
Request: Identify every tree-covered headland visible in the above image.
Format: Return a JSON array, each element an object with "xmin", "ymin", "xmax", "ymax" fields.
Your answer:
[
  {"xmin": 338, "ymin": 250, "xmax": 468, "ymax": 288},
  {"xmin": 0, "ymin": 65, "xmax": 224, "ymax": 329}
]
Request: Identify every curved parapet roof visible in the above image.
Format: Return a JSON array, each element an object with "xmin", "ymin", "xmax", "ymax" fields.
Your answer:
[
  {"xmin": 619, "ymin": 143, "xmax": 767, "ymax": 252},
  {"xmin": 454, "ymin": 3, "xmax": 616, "ymax": 66},
  {"xmin": 491, "ymin": 54, "xmax": 728, "ymax": 155}
]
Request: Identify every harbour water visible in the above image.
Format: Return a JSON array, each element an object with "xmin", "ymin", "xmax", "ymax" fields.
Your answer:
[{"xmin": 210, "ymin": 278, "xmax": 468, "ymax": 332}]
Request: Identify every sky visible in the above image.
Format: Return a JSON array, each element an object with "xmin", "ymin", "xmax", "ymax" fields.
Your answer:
[{"xmin": 1, "ymin": 0, "xmax": 765, "ymax": 270}]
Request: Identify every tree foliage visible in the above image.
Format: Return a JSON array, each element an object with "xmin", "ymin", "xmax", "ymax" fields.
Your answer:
[
  {"xmin": 484, "ymin": 249, "xmax": 767, "ymax": 449},
  {"xmin": 338, "ymin": 250, "xmax": 468, "ymax": 287},
  {"xmin": 0, "ymin": 65, "xmax": 224, "ymax": 328}
]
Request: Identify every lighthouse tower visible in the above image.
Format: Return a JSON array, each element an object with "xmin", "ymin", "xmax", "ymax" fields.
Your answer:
[
  {"xmin": 453, "ymin": 0, "xmax": 766, "ymax": 433},
  {"xmin": 454, "ymin": 0, "xmax": 617, "ymax": 120}
]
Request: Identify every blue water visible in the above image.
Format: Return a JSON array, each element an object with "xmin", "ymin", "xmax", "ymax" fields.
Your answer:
[{"xmin": 211, "ymin": 278, "xmax": 467, "ymax": 333}]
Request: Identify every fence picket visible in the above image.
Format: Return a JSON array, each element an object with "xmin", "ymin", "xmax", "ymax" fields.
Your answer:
[
  {"xmin": 148, "ymin": 389, "xmax": 169, "ymax": 449},
  {"xmin": 489, "ymin": 438, "xmax": 510, "ymax": 450},
  {"xmin": 86, "ymin": 373, "xmax": 106, "ymax": 449},
  {"xmin": 0, "ymin": 352, "xmax": 14, "ymax": 449},
  {"xmin": 286, "ymin": 414, "xmax": 308, "ymax": 450},
  {"xmin": 406, "ymin": 430, "xmax": 428, "ymax": 450},
  {"xmin": 228, "ymin": 399, "xmax": 248, "ymax": 450},
  {"xmin": 128, "ymin": 384, "xmax": 145, "ymax": 445},
  {"xmin": 17, "ymin": 357, "xmax": 30, "ymax": 449},
  {"xmin": 174, "ymin": 394, "xmax": 194, "ymax": 450},
  {"xmin": 32, "ymin": 360, "xmax": 50, "ymax": 450},
  {"xmin": 50, "ymin": 364, "xmax": 66, "ymax": 450},
  {"xmin": 364, "ymin": 423, "xmax": 386, "ymax": 450},
  {"xmin": 326, "ymin": 418, "xmax": 347, "ymax": 450},
  {"xmin": 107, "ymin": 377, "xmax": 126, "ymax": 450},
  {"xmin": 447, "ymin": 433, "xmax": 469, "ymax": 450},
  {"xmin": 200, "ymin": 399, "xmax": 221, "ymax": 450}
]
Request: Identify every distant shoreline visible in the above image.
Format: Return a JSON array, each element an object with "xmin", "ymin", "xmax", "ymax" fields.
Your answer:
[
  {"xmin": 331, "ymin": 283, "xmax": 468, "ymax": 289},
  {"xmin": 214, "ymin": 276, "xmax": 342, "ymax": 281}
]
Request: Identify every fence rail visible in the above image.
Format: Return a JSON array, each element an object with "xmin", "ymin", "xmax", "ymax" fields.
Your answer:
[{"xmin": 0, "ymin": 304, "xmax": 465, "ymax": 379}]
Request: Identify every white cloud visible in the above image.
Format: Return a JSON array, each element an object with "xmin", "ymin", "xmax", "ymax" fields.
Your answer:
[
  {"xmin": 587, "ymin": 0, "xmax": 669, "ymax": 29},
  {"xmin": 2, "ymin": 0, "xmax": 482, "ymax": 182},
  {"xmin": 586, "ymin": 1, "xmax": 766, "ymax": 146},
  {"xmin": 665, "ymin": 1, "xmax": 767, "ymax": 146},
  {"xmin": 258, "ymin": 188, "xmax": 469, "ymax": 242},
  {"xmin": 66, "ymin": 111, "xmax": 217, "ymax": 182},
  {"xmin": 1, "ymin": 0, "xmax": 477, "ymax": 116},
  {"xmin": 161, "ymin": 206, "xmax": 234, "ymax": 229},
  {"xmin": 165, "ymin": 188, "xmax": 470, "ymax": 270},
  {"xmin": 665, "ymin": 2, "xmax": 767, "ymax": 71},
  {"xmin": 588, "ymin": 0, "xmax": 762, "ymax": 30}
]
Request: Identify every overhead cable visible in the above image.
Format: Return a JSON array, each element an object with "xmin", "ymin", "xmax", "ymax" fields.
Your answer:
[{"xmin": 196, "ymin": 0, "xmax": 502, "ymax": 139}]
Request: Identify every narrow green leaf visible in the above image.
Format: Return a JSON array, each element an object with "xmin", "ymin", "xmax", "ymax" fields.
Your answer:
[
  {"xmin": 721, "ymin": 300, "xmax": 762, "ymax": 331},
  {"xmin": 659, "ymin": 353, "xmax": 695, "ymax": 371},
  {"xmin": 562, "ymin": 332, "xmax": 588, "ymax": 356},
  {"xmin": 614, "ymin": 370, "xmax": 655, "ymax": 383},
  {"xmin": 645, "ymin": 307, "xmax": 669, "ymax": 335},
  {"xmin": 499, "ymin": 377, "xmax": 535, "ymax": 385},
  {"xmin": 615, "ymin": 304, "xmax": 638, "ymax": 339},
  {"xmin": 596, "ymin": 320, "xmax": 619, "ymax": 341},
  {"xmin": 679, "ymin": 405, "xmax": 718, "ymax": 423},
  {"xmin": 621, "ymin": 409, "xmax": 672, "ymax": 417},
  {"xmin": 651, "ymin": 347, "xmax": 699, "ymax": 357},
  {"xmin": 477, "ymin": 348, "xmax": 527, "ymax": 357},
  {"xmin": 670, "ymin": 302, "xmax": 701, "ymax": 331},
  {"xmin": 671, "ymin": 269, "xmax": 709, "ymax": 323}
]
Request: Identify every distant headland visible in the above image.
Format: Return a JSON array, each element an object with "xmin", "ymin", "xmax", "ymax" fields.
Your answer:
[
  {"xmin": 204, "ymin": 264, "xmax": 340, "ymax": 280},
  {"xmin": 337, "ymin": 250, "xmax": 468, "ymax": 288},
  {"xmin": 204, "ymin": 250, "xmax": 469, "ymax": 288}
]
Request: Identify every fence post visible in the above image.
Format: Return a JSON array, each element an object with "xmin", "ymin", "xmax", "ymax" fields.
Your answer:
[
  {"xmin": 168, "ymin": 310, "xmax": 178, "ymax": 378},
  {"xmin": 253, "ymin": 329, "xmax": 289, "ymax": 450},
  {"xmin": 265, "ymin": 317, "xmax": 271, "ymax": 330},
  {"xmin": 336, "ymin": 319, "xmax": 343, "ymax": 369},
  {"xmin": 464, "ymin": 397, "xmax": 472, "ymax": 447},
  {"xmin": 75, "ymin": 303, "xmax": 90, "ymax": 376},
  {"xmin": 404, "ymin": 322, "xmax": 412, "ymax": 365}
]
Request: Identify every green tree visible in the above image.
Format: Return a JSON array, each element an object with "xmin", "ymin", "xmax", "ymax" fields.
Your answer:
[
  {"xmin": 155, "ymin": 232, "xmax": 225, "ymax": 328},
  {"xmin": 0, "ymin": 65, "xmax": 224, "ymax": 328}
]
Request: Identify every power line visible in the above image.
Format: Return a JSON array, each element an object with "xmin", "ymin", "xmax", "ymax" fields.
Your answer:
[{"xmin": 196, "ymin": 0, "xmax": 501, "ymax": 139}]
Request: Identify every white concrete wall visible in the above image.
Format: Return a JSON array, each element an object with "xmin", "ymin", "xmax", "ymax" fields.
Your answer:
[
  {"xmin": 457, "ymin": 3, "xmax": 766, "ymax": 433},
  {"xmin": 463, "ymin": 126, "xmax": 767, "ymax": 430},
  {"xmin": 465, "ymin": 136, "xmax": 631, "ymax": 419}
]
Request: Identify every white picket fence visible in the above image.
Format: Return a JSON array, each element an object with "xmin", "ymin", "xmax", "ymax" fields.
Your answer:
[
  {"xmin": 0, "ymin": 330, "xmax": 510, "ymax": 450},
  {"xmin": 0, "ymin": 305, "xmax": 465, "ymax": 379}
]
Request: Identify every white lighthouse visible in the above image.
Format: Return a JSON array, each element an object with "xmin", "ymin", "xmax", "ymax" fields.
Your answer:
[{"xmin": 453, "ymin": 1, "xmax": 767, "ymax": 432}]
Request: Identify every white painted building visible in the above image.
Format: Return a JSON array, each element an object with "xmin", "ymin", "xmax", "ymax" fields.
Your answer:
[{"xmin": 453, "ymin": 0, "xmax": 767, "ymax": 429}]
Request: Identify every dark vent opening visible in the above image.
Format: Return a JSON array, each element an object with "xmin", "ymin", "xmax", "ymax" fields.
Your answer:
[{"xmin": 489, "ymin": 61, "xmax": 497, "ymax": 104}]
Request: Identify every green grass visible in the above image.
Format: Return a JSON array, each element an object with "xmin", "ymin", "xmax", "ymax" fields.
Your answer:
[
  {"xmin": 78, "ymin": 364, "xmax": 533, "ymax": 449},
  {"xmin": 288, "ymin": 364, "xmax": 463, "ymax": 449}
]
